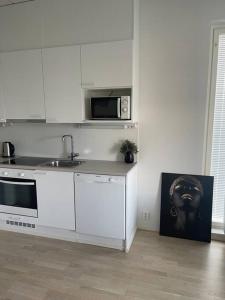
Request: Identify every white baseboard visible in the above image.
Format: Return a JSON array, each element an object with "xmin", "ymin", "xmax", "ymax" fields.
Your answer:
[
  {"xmin": 77, "ymin": 233, "xmax": 124, "ymax": 250},
  {"xmin": 211, "ymin": 228, "xmax": 225, "ymax": 242},
  {"xmin": 125, "ymin": 226, "xmax": 137, "ymax": 252},
  {"xmin": 0, "ymin": 220, "xmax": 124, "ymax": 250}
]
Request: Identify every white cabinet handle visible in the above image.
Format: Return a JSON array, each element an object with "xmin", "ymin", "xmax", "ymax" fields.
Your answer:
[
  {"xmin": 81, "ymin": 82, "xmax": 95, "ymax": 87},
  {"xmin": 28, "ymin": 114, "xmax": 42, "ymax": 119},
  {"xmin": 0, "ymin": 179, "xmax": 34, "ymax": 186},
  {"xmin": 94, "ymin": 180, "xmax": 110, "ymax": 184},
  {"xmin": 46, "ymin": 118, "xmax": 58, "ymax": 123},
  {"xmin": 34, "ymin": 171, "xmax": 47, "ymax": 175}
]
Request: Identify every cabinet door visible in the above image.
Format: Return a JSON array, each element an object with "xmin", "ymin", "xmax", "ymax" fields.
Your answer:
[
  {"xmin": 0, "ymin": 96, "xmax": 5, "ymax": 122},
  {"xmin": 81, "ymin": 40, "xmax": 132, "ymax": 88},
  {"xmin": 1, "ymin": 49, "xmax": 45, "ymax": 119},
  {"xmin": 75, "ymin": 173, "xmax": 125, "ymax": 239},
  {"xmin": 35, "ymin": 171, "xmax": 75, "ymax": 230},
  {"xmin": 42, "ymin": 46, "xmax": 83, "ymax": 123},
  {"xmin": 0, "ymin": 61, "xmax": 6, "ymax": 122}
]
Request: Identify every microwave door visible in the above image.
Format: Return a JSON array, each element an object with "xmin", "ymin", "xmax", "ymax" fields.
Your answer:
[{"xmin": 91, "ymin": 97, "xmax": 120, "ymax": 119}]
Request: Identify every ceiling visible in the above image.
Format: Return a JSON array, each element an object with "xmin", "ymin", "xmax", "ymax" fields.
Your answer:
[{"xmin": 0, "ymin": 0, "xmax": 35, "ymax": 7}]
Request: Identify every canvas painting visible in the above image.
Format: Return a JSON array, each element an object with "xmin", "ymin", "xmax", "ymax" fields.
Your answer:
[{"xmin": 160, "ymin": 173, "xmax": 214, "ymax": 242}]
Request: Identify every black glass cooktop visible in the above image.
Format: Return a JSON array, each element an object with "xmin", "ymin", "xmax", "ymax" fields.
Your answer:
[{"xmin": 2, "ymin": 157, "xmax": 51, "ymax": 166}]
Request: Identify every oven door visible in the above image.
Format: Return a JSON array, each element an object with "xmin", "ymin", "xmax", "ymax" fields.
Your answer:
[
  {"xmin": 0, "ymin": 177, "xmax": 37, "ymax": 217},
  {"xmin": 91, "ymin": 97, "xmax": 121, "ymax": 119}
]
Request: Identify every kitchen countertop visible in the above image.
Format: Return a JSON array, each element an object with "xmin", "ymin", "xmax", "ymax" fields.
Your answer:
[
  {"xmin": 0, "ymin": 157, "xmax": 136, "ymax": 176},
  {"xmin": 74, "ymin": 160, "xmax": 136, "ymax": 176}
]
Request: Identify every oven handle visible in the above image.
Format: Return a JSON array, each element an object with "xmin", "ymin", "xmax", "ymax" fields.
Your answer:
[
  {"xmin": 117, "ymin": 98, "xmax": 121, "ymax": 118},
  {"xmin": 0, "ymin": 179, "xmax": 35, "ymax": 186}
]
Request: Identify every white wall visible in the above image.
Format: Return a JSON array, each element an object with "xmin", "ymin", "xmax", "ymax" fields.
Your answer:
[
  {"xmin": 0, "ymin": 0, "xmax": 137, "ymax": 162},
  {"xmin": 138, "ymin": 0, "xmax": 225, "ymax": 230},
  {"xmin": 0, "ymin": 123, "xmax": 137, "ymax": 161}
]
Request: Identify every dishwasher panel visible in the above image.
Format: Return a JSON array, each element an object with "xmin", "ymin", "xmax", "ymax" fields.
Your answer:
[{"xmin": 75, "ymin": 173, "xmax": 125, "ymax": 239}]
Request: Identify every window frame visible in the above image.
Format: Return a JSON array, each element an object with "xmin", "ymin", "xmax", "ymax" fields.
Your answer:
[{"xmin": 204, "ymin": 25, "xmax": 225, "ymax": 228}]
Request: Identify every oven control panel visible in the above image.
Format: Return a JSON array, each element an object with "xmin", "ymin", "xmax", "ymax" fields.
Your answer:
[{"xmin": 0, "ymin": 168, "xmax": 34, "ymax": 180}]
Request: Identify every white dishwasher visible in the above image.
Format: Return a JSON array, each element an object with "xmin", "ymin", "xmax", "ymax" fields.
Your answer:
[{"xmin": 75, "ymin": 173, "xmax": 125, "ymax": 239}]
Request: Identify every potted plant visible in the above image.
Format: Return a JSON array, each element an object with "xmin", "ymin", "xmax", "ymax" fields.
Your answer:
[{"xmin": 120, "ymin": 140, "xmax": 138, "ymax": 163}]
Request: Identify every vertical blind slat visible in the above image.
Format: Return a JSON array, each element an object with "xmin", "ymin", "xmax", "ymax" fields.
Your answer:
[{"xmin": 211, "ymin": 34, "xmax": 225, "ymax": 224}]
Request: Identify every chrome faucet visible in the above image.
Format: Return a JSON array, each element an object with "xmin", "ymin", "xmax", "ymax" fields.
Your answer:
[{"xmin": 62, "ymin": 135, "xmax": 79, "ymax": 160}]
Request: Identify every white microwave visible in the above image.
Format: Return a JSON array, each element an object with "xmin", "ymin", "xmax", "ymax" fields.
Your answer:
[{"xmin": 90, "ymin": 96, "xmax": 131, "ymax": 120}]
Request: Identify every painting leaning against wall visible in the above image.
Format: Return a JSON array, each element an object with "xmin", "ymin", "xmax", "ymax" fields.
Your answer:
[{"xmin": 160, "ymin": 173, "xmax": 214, "ymax": 242}]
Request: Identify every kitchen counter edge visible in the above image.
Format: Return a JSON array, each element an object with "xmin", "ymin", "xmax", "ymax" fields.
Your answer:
[{"xmin": 0, "ymin": 160, "xmax": 137, "ymax": 176}]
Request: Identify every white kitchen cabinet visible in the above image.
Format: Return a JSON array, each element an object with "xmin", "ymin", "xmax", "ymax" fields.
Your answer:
[
  {"xmin": 81, "ymin": 40, "xmax": 133, "ymax": 88},
  {"xmin": 35, "ymin": 171, "xmax": 75, "ymax": 230},
  {"xmin": 0, "ymin": 62, "xmax": 6, "ymax": 122},
  {"xmin": 0, "ymin": 97, "xmax": 5, "ymax": 122},
  {"xmin": 42, "ymin": 46, "xmax": 83, "ymax": 123},
  {"xmin": 75, "ymin": 173, "xmax": 125, "ymax": 239},
  {"xmin": 1, "ymin": 49, "xmax": 45, "ymax": 120}
]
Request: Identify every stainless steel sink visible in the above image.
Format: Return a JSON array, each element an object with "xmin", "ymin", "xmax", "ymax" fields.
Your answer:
[{"xmin": 43, "ymin": 160, "xmax": 83, "ymax": 168}]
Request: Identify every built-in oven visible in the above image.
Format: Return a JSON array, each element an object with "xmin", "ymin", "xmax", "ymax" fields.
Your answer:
[{"xmin": 0, "ymin": 169, "xmax": 37, "ymax": 218}]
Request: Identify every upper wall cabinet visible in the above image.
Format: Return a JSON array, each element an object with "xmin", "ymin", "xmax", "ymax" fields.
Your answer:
[
  {"xmin": 0, "ymin": 63, "xmax": 6, "ymax": 122},
  {"xmin": 0, "ymin": 92, "xmax": 5, "ymax": 123},
  {"xmin": 42, "ymin": 45, "xmax": 83, "ymax": 123},
  {"xmin": 81, "ymin": 40, "xmax": 133, "ymax": 88},
  {"xmin": 1, "ymin": 49, "xmax": 45, "ymax": 120}
]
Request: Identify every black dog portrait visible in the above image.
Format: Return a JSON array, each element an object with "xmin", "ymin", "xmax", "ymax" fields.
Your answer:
[{"xmin": 160, "ymin": 173, "xmax": 214, "ymax": 242}]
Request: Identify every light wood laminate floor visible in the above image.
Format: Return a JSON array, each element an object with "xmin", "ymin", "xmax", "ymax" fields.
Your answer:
[{"xmin": 0, "ymin": 229, "xmax": 224, "ymax": 300}]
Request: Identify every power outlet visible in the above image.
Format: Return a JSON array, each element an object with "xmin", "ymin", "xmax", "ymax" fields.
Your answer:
[{"xmin": 142, "ymin": 211, "xmax": 150, "ymax": 221}]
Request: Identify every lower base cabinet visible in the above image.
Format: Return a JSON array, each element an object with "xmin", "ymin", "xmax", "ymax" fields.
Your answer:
[
  {"xmin": 0, "ymin": 166, "xmax": 137, "ymax": 251},
  {"xmin": 35, "ymin": 171, "xmax": 75, "ymax": 230},
  {"xmin": 75, "ymin": 173, "xmax": 125, "ymax": 239}
]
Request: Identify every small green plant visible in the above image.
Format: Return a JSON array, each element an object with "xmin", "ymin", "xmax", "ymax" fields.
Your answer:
[{"xmin": 120, "ymin": 140, "xmax": 138, "ymax": 154}]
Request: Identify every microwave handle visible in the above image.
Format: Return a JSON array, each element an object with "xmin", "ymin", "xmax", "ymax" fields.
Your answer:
[{"xmin": 117, "ymin": 98, "xmax": 121, "ymax": 118}]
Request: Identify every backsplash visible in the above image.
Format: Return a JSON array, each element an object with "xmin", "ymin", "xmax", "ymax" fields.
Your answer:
[{"xmin": 0, "ymin": 123, "xmax": 138, "ymax": 161}]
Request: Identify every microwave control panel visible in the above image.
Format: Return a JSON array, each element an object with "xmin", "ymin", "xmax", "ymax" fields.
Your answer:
[{"xmin": 121, "ymin": 96, "xmax": 131, "ymax": 120}]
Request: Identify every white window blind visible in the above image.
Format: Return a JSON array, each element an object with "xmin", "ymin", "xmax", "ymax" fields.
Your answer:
[{"xmin": 210, "ymin": 33, "xmax": 225, "ymax": 224}]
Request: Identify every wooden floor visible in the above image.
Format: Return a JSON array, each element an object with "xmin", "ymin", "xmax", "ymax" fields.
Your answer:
[{"xmin": 0, "ymin": 230, "xmax": 224, "ymax": 300}]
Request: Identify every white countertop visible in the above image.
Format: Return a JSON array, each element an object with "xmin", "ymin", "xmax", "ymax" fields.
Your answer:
[{"xmin": 0, "ymin": 157, "xmax": 136, "ymax": 176}]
